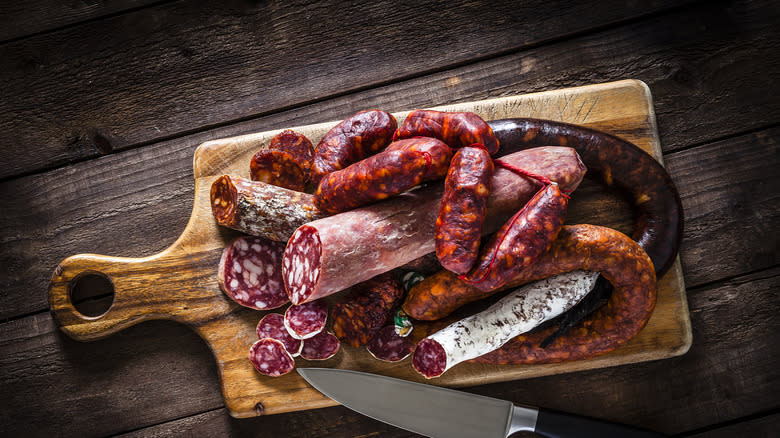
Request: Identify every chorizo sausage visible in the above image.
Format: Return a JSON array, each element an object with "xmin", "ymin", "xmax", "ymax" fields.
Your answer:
[
  {"xmin": 310, "ymin": 109, "xmax": 397, "ymax": 184},
  {"xmin": 249, "ymin": 149, "xmax": 306, "ymax": 191},
  {"xmin": 331, "ymin": 273, "xmax": 405, "ymax": 347},
  {"xmin": 267, "ymin": 129, "xmax": 314, "ymax": 181},
  {"xmin": 282, "ymin": 147, "xmax": 586, "ymax": 305},
  {"xmin": 435, "ymin": 145, "xmax": 494, "ymax": 275},
  {"xmin": 313, "ymin": 137, "xmax": 452, "ymax": 213},
  {"xmin": 395, "ymin": 109, "xmax": 500, "ymax": 155},
  {"xmin": 488, "ymin": 118, "xmax": 683, "ymax": 277}
]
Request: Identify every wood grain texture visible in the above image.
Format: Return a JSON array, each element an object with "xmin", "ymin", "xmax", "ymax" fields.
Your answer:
[
  {"xmin": 45, "ymin": 80, "xmax": 690, "ymax": 418},
  {"xmin": 0, "ymin": 0, "xmax": 693, "ymax": 179}
]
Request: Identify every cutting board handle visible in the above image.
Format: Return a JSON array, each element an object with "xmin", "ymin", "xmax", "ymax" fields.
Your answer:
[{"xmin": 49, "ymin": 249, "xmax": 230, "ymax": 341}]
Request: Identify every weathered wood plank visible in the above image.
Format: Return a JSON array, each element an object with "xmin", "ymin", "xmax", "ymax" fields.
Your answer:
[
  {"xmin": 10, "ymin": 267, "xmax": 773, "ymax": 437},
  {"xmin": 0, "ymin": 0, "xmax": 708, "ymax": 179},
  {"xmin": 683, "ymin": 412, "xmax": 780, "ymax": 437},
  {"xmin": 0, "ymin": 0, "xmax": 164, "ymax": 43}
]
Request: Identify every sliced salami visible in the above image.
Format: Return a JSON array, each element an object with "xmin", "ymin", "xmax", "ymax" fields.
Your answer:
[
  {"xmin": 217, "ymin": 236, "xmax": 288, "ymax": 310},
  {"xmin": 412, "ymin": 271, "xmax": 599, "ymax": 378},
  {"xmin": 300, "ymin": 331, "xmax": 340, "ymax": 361},
  {"xmin": 248, "ymin": 338, "xmax": 295, "ymax": 377},
  {"xmin": 284, "ymin": 300, "xmax": 328, "ymax": 340},
  {"xmin": 250, "ymin": 149, "xmax": 306, "ymax": 191},
  {"xmin": 267, "ymin": 130, "xmax": 314, "ymax": 180},
  {"xmin": 366, "ymin": 325, "xmax": 415, "ymax": 362},
  {"xmin": 256, "ymin": 313, "xmax": 303, "ymax": 357}
]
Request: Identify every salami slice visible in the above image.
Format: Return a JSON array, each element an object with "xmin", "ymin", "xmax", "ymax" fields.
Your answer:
[
  {"xmin": 256, "ymin": 313, "xmax": 303, "ymax": 357},
  {"xmin": 300, "ymin": 331, "xmax": 340, "ymax": 360},
  {"xmin": 248, "ymin": 338, "xmax": 295, "ymax": 377},
  {"xmin": 284, "ymin": 300, "xmax": 328, "ymax": 340},
  {"xmin": 250, "ymin": 149, "xmax": 306, "ymax": 191},
  {"xmin": 366, "ymin": 325, "xmax": 415, "ymax": 362},
  {"xmin": 282, "ymin": 147, "xmax": 586, "ymax": 304},
  {"xmin": 412, "ymin": 271, "xmax": 599, "ymax": 378},
  {"xmin": 210, "ymin": 176, "xmax": 327, "ymax": 241},
  {"xmin": 217, "ymin": 236, "xmax": 288, "ymax": 310},
  {"xmin": 267, "ymin": 129, "xmax": 314, "ymax": 180}
]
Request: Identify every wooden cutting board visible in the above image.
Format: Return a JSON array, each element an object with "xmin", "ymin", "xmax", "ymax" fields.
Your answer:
[{"xmin": 48, "ymin": 79, "xmax": 692, "ymax": 418}]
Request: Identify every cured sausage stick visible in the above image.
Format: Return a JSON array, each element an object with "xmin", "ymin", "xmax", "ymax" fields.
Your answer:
[
  {"xmin": 394, "ymin": 109, "xmax": 500, "ymax": 155},
  {"xmin": 412, "ymin": 270, "xmax": 600, "ymax": 378},
  {"xmin": 282, "ymin": 146, "xmax": 587, "ymax": 305}
]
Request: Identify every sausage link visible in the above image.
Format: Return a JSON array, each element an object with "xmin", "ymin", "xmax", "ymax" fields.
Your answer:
[
  {"xmin": 395, "ymin": 109, "xmax": 500, "ymax": 155},
  {"xmin": 310, "ymin": 110, "xmax": 397, "ymax": 184},
  {"xmin": 314, "ymin": 137, "xmax": 452, "ymax": 213},
  {"xmin": 331, "ymin": 273, "xmax": 405, "ymax": 347},
  {"xmin": 435, "ymin": 146, "xmax": 494, "ymax": 275}
]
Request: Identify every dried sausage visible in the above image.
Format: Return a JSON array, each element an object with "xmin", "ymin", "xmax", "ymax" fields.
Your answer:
[
  {"xmin": 256, "ymin": 313, "xmax": 303, "ymax": 357},
  {"xmin": 282, "ymin": 147, "xmax": 586, "ymax": 305},
  {"xmin": 310, "ymin": 110, "xmax": 397, "ymax": 184},
  {"xmin": 331, "ymin": 273, "xmax": 405, "ymax": 347},
  {"xmin": 300, "ymin": 331, "xmax": 340, "ymax": 361},
  {"xmin": 284, "ymin": 300, "xmax": 328, "ymax": 340},
  {"xmin": 367, "ymin": 325, "xmax": 415, "ymax": 362},
  {"xmin": 249, "ymin": 149, "xmax": 306, "ymax": 191},
  {"xmin": 267, "ymin": 129, "xmax": 314, "ymax": 181},
  {"xmin": 217, "ymin": 236, "xmax": 288, "ymax": 310},
  {"xmin": 314, "ymin": 137, "xmax": 452, "ymax": 213},
  {"xmin": 395, "ymin": 109, "xmax": 500, "ymax": 155},
  {"xmin": 435, "ymin": 146, "xmax": 494, "ymax": 275},
  {"xmin": 249, "ymin": 338, "xmax": 295, "ymax": 377}
]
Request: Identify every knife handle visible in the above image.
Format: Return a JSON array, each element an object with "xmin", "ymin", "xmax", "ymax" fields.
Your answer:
[{"xmin": 532, "ymin": 408, "xmax": 667, "ymax": 438}]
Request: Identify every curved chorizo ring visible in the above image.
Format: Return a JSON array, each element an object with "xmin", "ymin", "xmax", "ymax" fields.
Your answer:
[
  {"xmin": 487, "ymin": 118, "xmax": 683, "ymax": 277},
  {"xmin": 471, "ymin": 224, "xmax": 656, "ymax": 365}
]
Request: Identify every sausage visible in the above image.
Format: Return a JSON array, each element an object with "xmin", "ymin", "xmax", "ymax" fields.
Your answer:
[
  {"xmin": 487, "ymin": 118, "xmax": 683, "ymax": 277},
  {"xmin": 310, "ymin": 109, "xmax": 397, "ymax": 184},
  {"xmin": 210, "ymin": 176, "xmax": 327, "ymax": 241},
  {"xmin": 249, "ymin": 149, "xmax": 306, "ymax": 191},
  {"xmin": 282, "ymin": 147, "xmax": 586, "ymax": 305},
  {"xmin": 313, "ymin": 137, "xmax": 452, "ymax": 214},
  {"xmin": 367, "ymin": 325, "xmax": 416, "ymax": 362},
  {"xmin": 300, "ymin": 331, "xmax": 340, "ymax": 361},
  {"xmin": 249, "ymin": 338, "xmax": 295, "ymax": 377},
  {"xmin": 472, "ymin": 224, "xmax": 657, "ymax": 364},
  {"xmin": 284, "ymin": 299, "xmax": 328, "ymax": 340},
  {"xmin": 256, "ymin": 313, "xmax": 303, "ymax": 357},
  {"xmin": 412, "ymin": 271, "xmax": 600, "ymax": 378},
  {"xmin": 217, "ymin": 236, "xmax": 288, "ymax": 310},
  {"xmin": 435, "ymin": 146, "xmax": 494, "ymax": 275},
  {"xmin": 331, "ymin": 273, "xmax": 405, "ymax": 347},
  {"xmin": 395, "ymin": 109, "xmax": 500, "ymax": 155},
  {"xmin": 267, "ymin": 129, "xmax": 314, "ymax": 181},
  {"xmin": 459, "ymin": 182, "xmax": 569, "ymax": 292}
]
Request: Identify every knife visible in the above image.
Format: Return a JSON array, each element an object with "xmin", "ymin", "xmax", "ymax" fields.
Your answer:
[{"xmin": 297, "ymin": 368, "xmax": 666, "ymax": 438}]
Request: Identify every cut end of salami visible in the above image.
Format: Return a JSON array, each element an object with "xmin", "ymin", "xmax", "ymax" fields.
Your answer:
[
  {"xmin": 250, "ymin": 149, "xmax": 306, "ymax": 191},
  {"xmin": 211, "ymin": 175, "xmax": 238, "ymax": 227},
  {"xmin": 367, "ymin": 325, "xmax": 415, "ymax": 362},
  {"xmin": 300, "ymin": 331, "xmax": 340, "ymax": 360},
  {"xmin": 412, "ymin": 338, "xmax": 447, "ymax": 378},
  {"xmin": 284, "ymin": 299, "xmax": 328, "ymax": 340},
  {"xmin": 283, "ymin": 225, "xmax": 322, "ymax": 305},
  {"xmin": 256, "ymin": 313, "xmax": 303, "ymax": 357},
  {"xmin": 218, "ymin": 236, "xmax": 289, "ymax": 310},
  {"xmin": 249, "ymin": 338, "xmax": 295, "ymax": 377}
]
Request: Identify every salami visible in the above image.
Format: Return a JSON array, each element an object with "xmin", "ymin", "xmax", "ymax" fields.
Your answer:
[
  {"xmin": 395, "ymin": 109, "xmax": 500, "ymax": 155},
  {"xmin": 256, "ymin": 313, "xmax": 303, "ymax": 357},
  {"xmin": 282, "ymin": 147, "xmax": 586, "ymax": 305},
  {"xmin": 249, "ymin": 338, "xmax": 296, "ymax": 377},
  {"xmin": 412, "ymin": 271, "xmax": 600, "ymax": 378},
  {"xmin": 249, "ymin": 149, "xmax": 306, "ymax": 191},
  {"xmin": 210, "ymin": 176, "xmax": 327, "ymax": 241},
  {"xmin": 435, "ymin": 146, "xmax": 494, "ymax": 275},
  {"xmin": 314, "ymin": 137, "xmax": 452, "ymax": 213},
  {"xmin": 331, "ymin": 273, "xmax": 405, "ymax": 347},
  {"xmin": 217, "ymin": 236, "xmax": 288, "ymax": 310},
  {"xmin": 284, "ymin": 300, "xmax": 328, "ymax": 340},
  {"xmin": 267, "ymin": 129, "xmax": 314, "ymax": 180},
  {"xmin": 300, "ymin": 331, "xmax": 340, "ymax": 361},
  {"xmin": 366, "ymin": 325, "xmax": 415, "ymax": 362},
  {"xmin": 310, "ymin": 110, "xmax": 397, "ymax": 184},
  {"xmin": 460, "ymin": 182, "xmax": 569, "ymax": 292}
]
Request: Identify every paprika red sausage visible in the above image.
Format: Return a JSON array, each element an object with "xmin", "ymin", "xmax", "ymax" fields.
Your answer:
[
  {"xmin": 395, "ymin": 109, "xmax": 500, "ymax": 155},
  {"xmin": 249, "ymin": 149, "xmax": 306, "ymax": 191}
]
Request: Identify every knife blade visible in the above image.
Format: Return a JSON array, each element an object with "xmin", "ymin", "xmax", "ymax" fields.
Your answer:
[{"xmin": 297, "ymin": 368, "xmax": 666, "ymax": 438}]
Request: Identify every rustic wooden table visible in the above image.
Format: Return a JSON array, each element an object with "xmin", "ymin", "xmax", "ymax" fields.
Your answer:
[{"xmin": 1, "ymin": 1, "xmax": 778, "ymax": 437}]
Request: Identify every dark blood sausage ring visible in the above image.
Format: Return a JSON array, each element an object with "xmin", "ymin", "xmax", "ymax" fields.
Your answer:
[{"xmin": 487, "ymin": 118, "xmax": 683, "ymax": 277}]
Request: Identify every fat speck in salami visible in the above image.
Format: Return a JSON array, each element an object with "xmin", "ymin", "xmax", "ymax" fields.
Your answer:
[
  {"xmin": 366, "ymin": 325, "xmax": 415, "ymax": 362},
  {"xmin": 256, "ymin": 313, "xmax": 302, "ymax": 357},
  {"xmin": 300, "ymin": 331, "xmax": 340, "ymax": 360},
  {"xmin": 217, "ymin": 236, "xmax": 288, "ymax": 310},
  {"xmin": 284, "ymin": 300, "xmax": 328, "ymax": 340},
  {"xmin": 248, "ymin": 338, "xmax": 295, "ymax": 377}
]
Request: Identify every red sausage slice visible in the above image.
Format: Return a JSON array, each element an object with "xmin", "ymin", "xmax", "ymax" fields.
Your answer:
[
  {"xmin": 250, "ymin": 149, "xmax": 306, "ymax": 191},
  {"xmin": 284, "ymin": 300, "xmax": 328, "ymax": 340},
  {"xmin": 268, "ymin": 130, "xmax": 314, "ymax": 181},
  {"xmin": 217, "ymin": 236, "xmax": 288, "ymax": 310},
  {"xmin": 300, "ymin": 331, "xmax": 340, "ymax": 361},
  {"xmin": 366, "ymin": 326, "xmax": 415, "ymax": 362},
  {"xmin": 256, "ymin": 313, "xmax": 303, "ymax": 357},
  {"xmin": 248, "ymin": 338, "xmax": 295, "ymax": 377}
]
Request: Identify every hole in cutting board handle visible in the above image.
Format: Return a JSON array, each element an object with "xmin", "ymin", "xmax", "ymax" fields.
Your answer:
[{"xmin": 68, "ymin": 272, "xmax": 115, "ymax": 318}]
